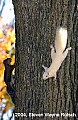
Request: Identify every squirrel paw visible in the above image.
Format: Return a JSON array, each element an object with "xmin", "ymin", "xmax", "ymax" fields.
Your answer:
[{"xmin": 50, "ymin": 45, "xmax": 53, "ymax": 49}]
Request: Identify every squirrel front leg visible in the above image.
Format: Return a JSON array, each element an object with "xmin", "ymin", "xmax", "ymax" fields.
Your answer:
[
  {"xmin": 42, "ymin": 65, "xmax": 48, "ymax": 71},
  {"xmin": 53, "ymin": 73, "xmax": 56, "ymax": 79}
]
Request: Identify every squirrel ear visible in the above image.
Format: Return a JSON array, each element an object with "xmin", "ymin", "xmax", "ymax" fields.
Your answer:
[{"xmin": 42, "ymin": 65, "xmax": 48, "ymax": 71}]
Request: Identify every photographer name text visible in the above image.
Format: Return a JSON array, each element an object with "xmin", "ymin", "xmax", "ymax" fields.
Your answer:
[{"xmin": 15, "ymin": 112, "xmax": 76, "ymax": 118}]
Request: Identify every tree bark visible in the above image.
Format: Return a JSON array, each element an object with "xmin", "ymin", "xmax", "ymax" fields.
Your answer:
[{"xmin": 12, "ymin": 0, "xmax": 78, "ymax": 120}]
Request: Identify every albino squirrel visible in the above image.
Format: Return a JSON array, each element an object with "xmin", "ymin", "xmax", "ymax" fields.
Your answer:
[{"xmin": 42, "ymin": 27, "xmax": 71, "ymax": 80}]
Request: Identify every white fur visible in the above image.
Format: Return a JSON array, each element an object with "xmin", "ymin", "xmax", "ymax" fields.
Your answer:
[{"xmin": 42, "ymin": 27, "xmax": 71, "ymax": 80}]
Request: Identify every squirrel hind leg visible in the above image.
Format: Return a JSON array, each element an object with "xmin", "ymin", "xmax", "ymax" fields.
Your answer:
[
  {"xmin": 62, "ymin": 47, "xmax": 72, "ymax": 60},
  {"xmin": 66, "ymin": 47, "xmax": 72, "ymax": 51},
  {"xmin": 50, "ymin": 45, "xmax": 55, "ymax": 60}
]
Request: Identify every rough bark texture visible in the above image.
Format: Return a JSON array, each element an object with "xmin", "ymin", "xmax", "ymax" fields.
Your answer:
[{"xmin": 12, "ymin": 0, "xmax": 78, "ymax": 120}]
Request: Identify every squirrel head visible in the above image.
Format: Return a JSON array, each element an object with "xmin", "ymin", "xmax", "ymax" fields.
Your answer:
[
  {"xmin": 3, "ymin": 58, "xmax": 11, "ymax": 65},
  {"xmin": 43, "ymin": 70, "xmax": 56, "ymax": 80},
  {"xmin": 43, "ymin": 71, "xmax": 49, "ymax": 80}
]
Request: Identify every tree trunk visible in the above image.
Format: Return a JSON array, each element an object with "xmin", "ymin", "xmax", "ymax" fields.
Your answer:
[{"xmin": 12, "ymin": 0, "xmax": 78, "ymax": 120}]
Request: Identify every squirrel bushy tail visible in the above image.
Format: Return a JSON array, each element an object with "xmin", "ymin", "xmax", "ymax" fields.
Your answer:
[{"xmin": 55, "ymin": 27, "xmax": 67, "ymax": 53}]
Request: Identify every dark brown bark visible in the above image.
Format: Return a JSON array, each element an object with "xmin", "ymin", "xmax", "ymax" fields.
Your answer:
[{"xmin": 12, "ymin": 0, "xmax": 78, "ymax": 120}]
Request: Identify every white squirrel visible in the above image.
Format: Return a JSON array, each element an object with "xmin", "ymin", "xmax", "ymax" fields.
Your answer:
[{"xmin": 42, "ymin": 27, "xmax": 71, "ymax": 80}]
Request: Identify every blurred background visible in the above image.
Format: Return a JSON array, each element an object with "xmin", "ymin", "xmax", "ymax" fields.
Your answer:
[
  {"xmin": 0, "ymin": 0, "xmax": 15, "ymax": 119},
  {"xmin": 0, "ymin": 0, "xmax": 15, "ymax": 80}
]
